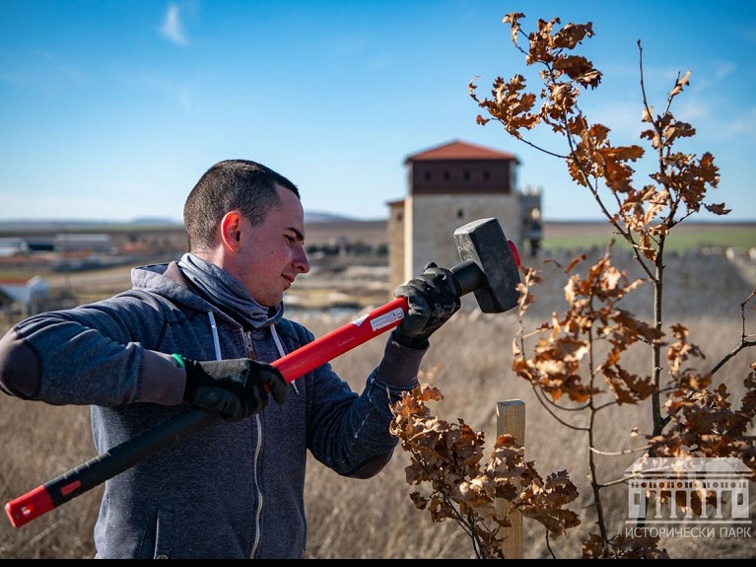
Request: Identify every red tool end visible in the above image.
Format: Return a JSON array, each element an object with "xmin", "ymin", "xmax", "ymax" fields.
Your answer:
[
  {"xmin": 5, "ymin": 485, "xmax": 54, "ymax": 528},
  {"xmin": 507, "ymin": 240, "xmax": 521, "ymax": 268}
]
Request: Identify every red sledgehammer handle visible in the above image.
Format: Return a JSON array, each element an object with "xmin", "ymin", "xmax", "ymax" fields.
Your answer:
[{"xmin": 4, "ymin": 297, "xmax": 410, "ymax": 528}]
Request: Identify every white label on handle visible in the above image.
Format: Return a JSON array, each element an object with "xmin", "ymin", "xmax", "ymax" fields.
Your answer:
[{"xmin": 370, "ymin": 308, "xmax": 404, "ymax": 332}]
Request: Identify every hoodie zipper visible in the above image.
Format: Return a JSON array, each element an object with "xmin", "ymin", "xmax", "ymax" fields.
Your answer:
[
  {"xmin": 245, "ymin": 324, "xmax": 297, "ymax": 559},
  {"xmin": 242, "ymin": 329, "xmax": 264, "ymax": 559}
]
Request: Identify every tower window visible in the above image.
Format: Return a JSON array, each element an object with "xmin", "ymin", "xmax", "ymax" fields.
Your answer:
[
  {"xmin": 463, "ymin": 170, "xmax": 470, "ymax": 181},
  {"xmin": 424, "ymin": 170, "xmax": 432, "ymax": 182}
]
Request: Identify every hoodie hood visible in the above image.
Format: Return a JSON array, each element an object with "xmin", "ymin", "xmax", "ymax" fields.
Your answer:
[{"xmin": 130, "ymin": 260, "xmax": 284, "ymax": 331}]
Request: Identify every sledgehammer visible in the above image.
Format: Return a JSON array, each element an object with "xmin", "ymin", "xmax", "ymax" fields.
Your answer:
[{"xmin": 5, "ymin": 217, "xmax": 521, "ymax": 528}]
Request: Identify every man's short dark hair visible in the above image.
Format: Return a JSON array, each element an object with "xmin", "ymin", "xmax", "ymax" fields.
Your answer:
[{"xmin": 183, "ymin": 159, "xmax": 300, "ymax": 251}]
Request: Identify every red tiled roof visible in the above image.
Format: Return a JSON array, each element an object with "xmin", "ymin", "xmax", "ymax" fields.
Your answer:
[{"xmin": 404, "ymin": 139, "xmax": 519, "ymax": 163}]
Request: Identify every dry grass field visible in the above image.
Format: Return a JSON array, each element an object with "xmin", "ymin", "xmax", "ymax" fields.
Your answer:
[{"xmin": 0, "ymin": 221, "xmax": 754, "ymax": 558}]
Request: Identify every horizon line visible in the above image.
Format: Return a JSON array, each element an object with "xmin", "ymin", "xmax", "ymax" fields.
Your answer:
[{"xmin": 0, "ymin": 216, "xmax": 754, "ymax": 226}]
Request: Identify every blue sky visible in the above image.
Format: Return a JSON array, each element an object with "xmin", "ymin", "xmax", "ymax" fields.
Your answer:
[{"xmin": 1, "ymin": 0, "xmax": 754, "ymax": 223}]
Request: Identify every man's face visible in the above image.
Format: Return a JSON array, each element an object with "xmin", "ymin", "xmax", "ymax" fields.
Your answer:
[{"xmin": 234, "ymin": 185, "xmax": 309, "ymax": 307}]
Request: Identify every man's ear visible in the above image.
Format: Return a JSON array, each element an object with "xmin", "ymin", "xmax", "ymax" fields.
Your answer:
[{"xmin": 219, "ymin": 210, "xmax": 244, "ymax": 251}]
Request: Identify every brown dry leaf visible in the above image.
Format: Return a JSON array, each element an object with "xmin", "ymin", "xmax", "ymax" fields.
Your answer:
[
  {"xmin": 518, "ymin": 470, "xmax": 580, "ymax": 536},
  {"xmin": 552, "ymin": 21, "xmax": 595, "ymax": 50},
  {"xmin": 502, "ymin": 12, "xmax": 525, "ymax": 45},
  {"xmin": 670, "ymin": 70, "xmax": 692, "ymax": 97},
  {"xmin": 602, "ymin": 364, "xmax": 657, "ymax": 404},
  {"xmin": 553, "ymin": 54, "xmax": 601, "ymax": 88},
  {"xmin": 705, "ymin": 202, "xmax": 731, "ymax": 215}
]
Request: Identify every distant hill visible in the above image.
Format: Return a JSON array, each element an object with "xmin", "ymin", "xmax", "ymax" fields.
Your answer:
[
  {"xmin": 129, "ymin": 217, "xmax": 181, "ymax": 225},
  {"xmin": 0, "ymin": 211, "xmax": 381, "ymax": 233},
  {"xmin": 305, "ymin": 211, "xmax": 379, "ymax": 223}
]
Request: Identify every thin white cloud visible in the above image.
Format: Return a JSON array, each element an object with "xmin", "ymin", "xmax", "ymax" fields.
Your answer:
[
  {"xmin": 177, "ymin": 87, "xmax": 192, "ymax": 111},
  {"xmin": 701, "ymin": 105, "xmax": 756, "ymax": 142},
  {"xmin": 713, "ymin": 61, "xmax": 736, "ymax": 82},
  {"xmin": 160, "ymin": 3, "xmax": 188, "ymax": 46}
]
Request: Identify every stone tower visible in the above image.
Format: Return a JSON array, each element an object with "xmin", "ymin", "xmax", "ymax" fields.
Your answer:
[{"xmin": 387, "ymin": 139, "xmax": 540, "ymax": 291}]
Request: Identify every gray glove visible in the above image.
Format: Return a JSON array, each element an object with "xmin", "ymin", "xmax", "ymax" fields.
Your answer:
[
  {"xmin": 182, "ymin": 357, "xmax": 288, "ymax": 421},
  {"xmin": 391, "ymin": 262, "xmax": 461, "ymax": 349}
]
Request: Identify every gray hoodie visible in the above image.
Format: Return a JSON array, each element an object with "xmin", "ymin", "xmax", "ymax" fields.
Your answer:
[{"xmin": 0, "ymin": 260, "xmax": 424, "ymax": 559}]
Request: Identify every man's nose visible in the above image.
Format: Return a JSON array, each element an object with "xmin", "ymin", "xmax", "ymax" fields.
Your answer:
[{"xmin": 295, "ymin": 248, "xmax": 310, "ymax": 274}]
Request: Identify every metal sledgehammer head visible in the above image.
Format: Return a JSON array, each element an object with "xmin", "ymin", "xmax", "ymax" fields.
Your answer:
[{"xmin": 453, "ymin": 217, "xmax": 521, "ymax": 313}]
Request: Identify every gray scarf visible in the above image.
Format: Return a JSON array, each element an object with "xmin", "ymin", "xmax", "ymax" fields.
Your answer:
[{"xmin": 178, "ymin": 252, "xmax": 282, "ymax": 331}]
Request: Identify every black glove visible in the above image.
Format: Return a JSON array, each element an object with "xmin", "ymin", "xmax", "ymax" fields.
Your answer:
[
  {"xmin": 182, "ymin": 357, "xmax": 288, "ymax": 421},
  {"xmin": 391, "ymin": 262, "xmax": 461, "ymax": 349}
]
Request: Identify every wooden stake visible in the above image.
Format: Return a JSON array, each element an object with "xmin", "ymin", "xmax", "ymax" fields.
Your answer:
[{"xmin": 497, "ymin": 399, "xmax": 526, "ymax": 559}]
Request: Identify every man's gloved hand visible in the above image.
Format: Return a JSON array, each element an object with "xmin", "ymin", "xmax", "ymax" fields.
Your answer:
[
  {"xmin": 391, "ymin": 262, "xmax": 461, "ymax": 349},
  {"xmin": 181, "ymin": 357, "xmax": 288, "ymax": 421}
]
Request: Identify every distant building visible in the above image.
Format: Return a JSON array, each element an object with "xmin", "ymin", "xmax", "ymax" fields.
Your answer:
[
  {"xmin": 54, "ymin": 233, "xmax": 113, "ymax": 253},
  {"xmin": 0, "ymin": 237, "xmax": 30, "ymax": 257},
  {"xmin": 0, "ymin": 275, "xmax": 49, "ymax": 316},
  {"xmin": 387, "ymin": 139, "xmax": 542, "ymax": 292}
]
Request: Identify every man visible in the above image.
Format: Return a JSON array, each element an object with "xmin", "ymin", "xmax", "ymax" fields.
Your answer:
[{"xmin": 0, "ymin": 159, "xmax": 461, "ymax": 559}]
